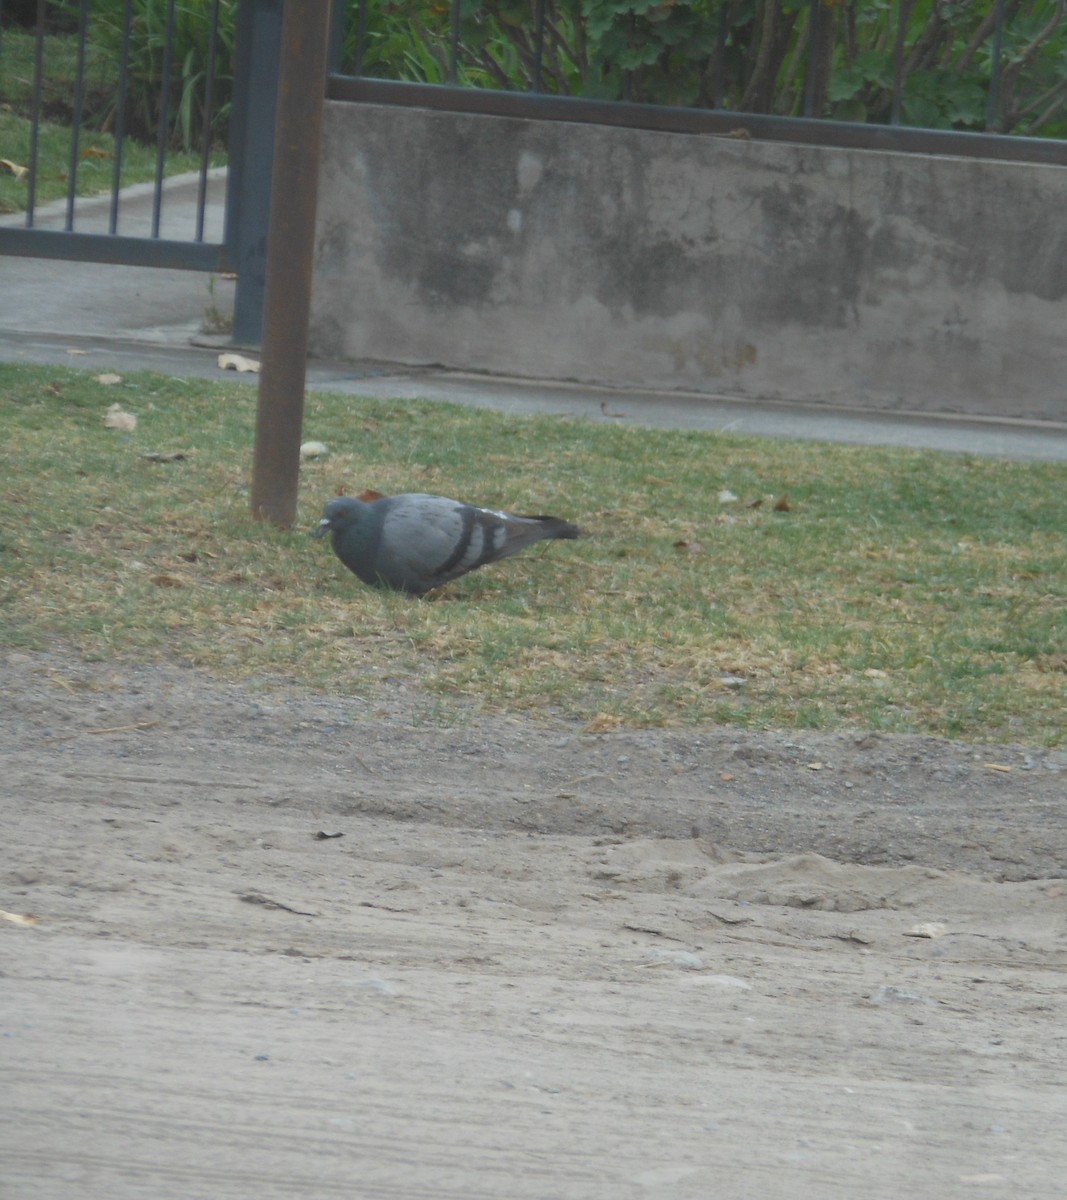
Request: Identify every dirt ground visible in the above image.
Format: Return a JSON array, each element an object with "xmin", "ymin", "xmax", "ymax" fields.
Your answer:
[{"xmin": 2, "ymin": 647, "xmax": 1066, "ymax": 1199}]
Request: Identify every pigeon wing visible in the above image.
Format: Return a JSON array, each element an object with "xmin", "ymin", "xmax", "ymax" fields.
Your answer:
[{"xmin": 375, "ymin": 495, "xmax": 510, "ymax": 593}]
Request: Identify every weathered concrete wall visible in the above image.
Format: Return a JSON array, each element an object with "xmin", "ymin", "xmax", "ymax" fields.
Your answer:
[{"xmin": 311, "ymin": 102, "xmax": 1067, "ymax": 420}]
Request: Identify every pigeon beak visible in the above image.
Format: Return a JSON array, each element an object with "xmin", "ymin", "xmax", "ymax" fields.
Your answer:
[{"xmin": 311, "ymin": 517, "xmax": 331, "ymax": 539}]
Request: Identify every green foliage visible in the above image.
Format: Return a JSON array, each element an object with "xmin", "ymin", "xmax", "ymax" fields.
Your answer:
[
  {"xmin": 82, "ymin": 0, "xmax": 235, "ymax": 150},
  {"xmin": 0, "ymin": 2, "xmax": 236, "ymax": 150},
  {"xmin": 343, "ymin": 0, "xmax": 1067, "ymax": 137}
]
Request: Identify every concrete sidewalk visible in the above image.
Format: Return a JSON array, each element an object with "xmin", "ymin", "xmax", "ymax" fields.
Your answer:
[{"xmin": 3, "ymin": 172, "xmax": 1066, "ymax": 462}]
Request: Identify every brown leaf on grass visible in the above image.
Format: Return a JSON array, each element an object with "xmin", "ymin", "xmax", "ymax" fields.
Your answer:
[
  {"xmin": 150, "ymin": 574, "xmax": 184, "ymax": 588},
  {"xmin": 103, "ymin": 403, "xmax": 136, "ymax": 431},
  {"xmin": 673, "ymin": 539, "xmax": 704, "ymax": 554},
  {"xmin": 984, "ymin": 763, "xmax": 1012, "ymax": 773},
  {"xmin": 773, "ymin": 494, "xmax": 791, "ymax": 512},
  {"xmin": 80, "ymin": 145, "xmax": 112, "ymax": 160},
  {"xmin": 141, "ymin": 451, "xmax": 188, "ymax": 462}
]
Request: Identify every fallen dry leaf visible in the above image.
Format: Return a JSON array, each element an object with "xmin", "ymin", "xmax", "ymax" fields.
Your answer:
[
  {"xmin": 806, "ymin": 761, "xmax": 825, "ymax": 771},
  {"xmin": 904, "ymin": 922, "xmax": 947, "ymax": 939},
  {"xmin": 672, "ymin": 539, "xmax": 704, "ymax": 554},
  {"xmin": 218, "ymin": 352, "xmax": 260, "ymax": 373},
  {"xmin": 773, "ymin": 494, "xmax": 791, "ymax": 512},
  {"xmin": 150, "ymin": 574, "xmax": 184, "ymax": 588},
  {"xmin": 0, "ymin": 909, "xmax": 38, "ymax": 926},
  {"xmin": 103, "ymin": 403, "xmax": 136, "ymax": 431},
  {"xmin": 984, "ymin": 763, "xmax": 1012, "ymax": 773},
  {"xmin": 141, "ymin": 451, "xmax": 188, "ymax": 462},
  {"xmin": 863, "ymin": 668, "xmax": 888, "ymax": 679}
]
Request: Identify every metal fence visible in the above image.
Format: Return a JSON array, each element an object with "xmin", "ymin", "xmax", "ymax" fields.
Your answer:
[
  {"xmin": 0, "ymin": 0, "xmax": 286, "ymax": 341},
  {"xmin": 1, "ymin": 0, "xmax": 223, "ymax": 267}
]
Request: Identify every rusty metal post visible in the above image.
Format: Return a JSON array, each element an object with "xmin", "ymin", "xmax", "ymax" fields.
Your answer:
[{"xmin": 250, "ymin": 0, "xmax": 333, "ymax": 526}]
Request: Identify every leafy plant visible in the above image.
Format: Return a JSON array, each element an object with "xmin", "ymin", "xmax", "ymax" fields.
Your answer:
[
  {"xmin": 83, "ymin": 0, "xmax": 235, "ymax": 150},
  {"xmin": 342, "ymin": 0, "xmax": 1067, "ymax": 137}
]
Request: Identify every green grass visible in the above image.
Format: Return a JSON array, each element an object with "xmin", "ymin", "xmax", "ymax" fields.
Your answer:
[
  {"xmin": 0, "ymin": 30, "xmax": 225, "ymax": 213},
  {"xmin": 2, "ymin": 363, "xmax": 1065, "ymax": 745}
]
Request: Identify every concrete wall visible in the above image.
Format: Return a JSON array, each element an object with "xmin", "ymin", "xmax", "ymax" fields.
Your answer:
[{"xmin": 310, "ymin": 101, "xmax": 1067, "ymax": 420}]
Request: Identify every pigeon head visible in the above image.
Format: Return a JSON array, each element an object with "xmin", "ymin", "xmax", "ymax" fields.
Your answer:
[{"xmin": 311, "ymin": 495, "xmax": 365, "ymax": 540}]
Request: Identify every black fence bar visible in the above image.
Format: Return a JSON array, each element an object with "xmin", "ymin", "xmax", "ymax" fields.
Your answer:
[
  {"xmin": 449, "ymin": 0, "xmax": 461, "ymax": 85},
  {"xmin": 108, "ymin": 0, "xmax": 135, "ymax": 235},
  {"xmin": 64, "ymin": 0, "xmax": 90, "ymax": 231},
  {"xmin": 151, "ymin": 0, "xmax": 178, "ymax": 239},
  {"xmin": 890, "ymin": 0, "xmax": 911, "ymax": 126},
  {"xmin": 802, "ymin": 0, "xmax": 819, "ymax": 119},
  {"xmin": 196, "ymin": 0, "xmax": 223, "ymax": 242},
  {"xmin": 25, "ymin": 0, "xmax": 45, "ymax": 224},
  {"xmin": 532, "ymin": 0, "xmax": 545, "ymax": 94},
  {"xmin": 227, "ymin": 0, "xmax": 285, "ymax": 345},
  {"xmin": 0, "ymin": 228, "xmax": 226, "ymax": 271},
  {"xmin": 986, "ymin": 0, "xmax": 1007, "ymax": 131},
  {"xmin": 328, "ymin": 75, "xmax": 1067, "ymax": 167}
]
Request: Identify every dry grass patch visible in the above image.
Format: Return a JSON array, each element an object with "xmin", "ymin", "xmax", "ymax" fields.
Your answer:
[{"xmin": 1, "ymin": 363, "xmax": 1065, "ymax": 744}]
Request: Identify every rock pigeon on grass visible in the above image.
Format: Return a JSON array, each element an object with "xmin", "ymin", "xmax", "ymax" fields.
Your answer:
[{"xmin": 313, "ymin": 492, "xmax": 580, "ymax": 596}]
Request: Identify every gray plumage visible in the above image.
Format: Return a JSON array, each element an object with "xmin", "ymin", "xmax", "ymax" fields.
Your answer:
[{"xmin": 313, "ymin": 492, "xmax": 581, "ymax": 595}]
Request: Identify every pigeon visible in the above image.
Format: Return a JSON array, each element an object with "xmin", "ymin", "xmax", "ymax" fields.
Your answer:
[{"xmin": 313, "ymin": 492, "xmax": 581, "ymax": 595}]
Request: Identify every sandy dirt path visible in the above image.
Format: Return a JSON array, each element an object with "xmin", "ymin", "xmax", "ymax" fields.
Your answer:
[{"xmin": 3, "ymin": 651, "xmax": 1066, "ymax": 1198}]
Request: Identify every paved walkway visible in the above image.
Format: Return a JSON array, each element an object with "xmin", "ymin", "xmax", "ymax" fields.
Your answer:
[{"xmin": 3, "ymin": 172, "xmax": 1066, "ymax": 461}]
